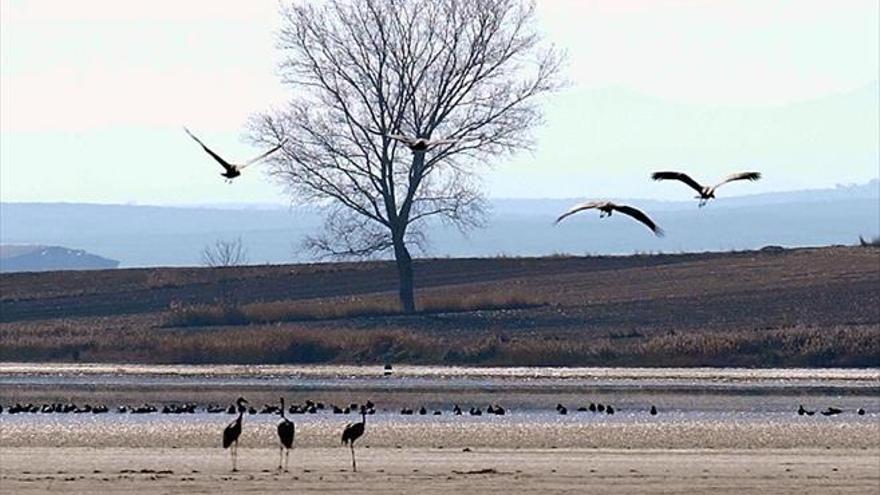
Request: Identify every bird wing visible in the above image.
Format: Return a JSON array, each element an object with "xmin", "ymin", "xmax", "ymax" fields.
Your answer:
[
  {"xmin": 554, "ymin": 201, "xmax": 606, "ymax": 224},
  {"xmin": 241, "ymin": 140, "xmax": 287, "ymax": 168},
  {"xmin": 612, "ymin": 204, "xmax": 664, "ymax": 236},
  {"xmin": 184, "ymin": 127, "xmax": 236, "ymax": 172},
  {"xmin": 651, "ymin": 171, "xmax": 704, "ymax": 194},
  {"xmin": 713, "ymin": 171, "xmax": 761, "ymax": 189},
  {"xmin": 222, "ymin": 420, "xmax": 239, "ymax": 448},
  {"xmin": 386, "ymin": 134, "xmax": 415, "ymax": 145}
]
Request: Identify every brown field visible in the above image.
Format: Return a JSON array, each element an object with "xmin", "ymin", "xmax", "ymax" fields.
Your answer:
[{"xmin": 1, "ymin": 246, "xmax": 878, "ymax": 366}]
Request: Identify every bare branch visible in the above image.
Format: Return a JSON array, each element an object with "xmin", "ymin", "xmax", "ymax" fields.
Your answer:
[
  {"xmin": 249, "ymin": 0, "xmax": 563, "ymax": 268},
  {"xmin": 201, "ymin": 237, "xmax": 249, "ymax": 268}
]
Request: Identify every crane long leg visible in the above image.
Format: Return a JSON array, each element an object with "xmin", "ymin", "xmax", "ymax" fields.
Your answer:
[
  {"xmin": 284, "ymin": 448, "xmax": 290, "ymax": 472},
  {"xmin": 278, "ymin": 446, "xmax": 283, "ymax": 471},
  {"xmin": 231, "ymin": 441, "xmax": 238, "ymax": 472},
  {"xmin": 350, "ymin": 444, "xmax": 357, "ymax": 472}
]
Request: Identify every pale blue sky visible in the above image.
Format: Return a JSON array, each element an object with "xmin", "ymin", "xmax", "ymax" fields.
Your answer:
[{"xmin": 1, "ymin": 0, "xmax": 877, "ymax": 204}]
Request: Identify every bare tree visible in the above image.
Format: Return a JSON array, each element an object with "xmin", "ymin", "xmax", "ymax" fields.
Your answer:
[
  {"xmin": 250, "ymin": 0, "xmax": 564, "ymax": 312},
  {"xmin": 202, "ymin": 237, "xmax": 249, "ymax": 268}
]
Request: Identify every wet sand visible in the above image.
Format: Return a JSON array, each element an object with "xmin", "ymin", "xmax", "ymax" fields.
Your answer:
[{"xmin": 2, "ymin": 447, "xmax": 878, "ymax": 494}]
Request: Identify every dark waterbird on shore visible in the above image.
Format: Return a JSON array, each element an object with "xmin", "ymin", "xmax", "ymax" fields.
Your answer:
[
  {"xmin": 184, "ymin": 127, "xmax": 285, "ymax": 182},
  {"xmin": 798, "ymin": 405, "xmax": 815, "ymax": 416},
  {"xmin": 222, "ymin": 397, "xmax": 248, "ymax": 472},
  {"xmin": 651, "ymin": 170, "xmax": 761, "ymax": 207},
  {"xmin": 555, "ymin": 201, "xmax": 663, "ymax": 236},
  {"xmin": 341, "ymin": 406, "xmax": 367, "ymax": 472},
  {"xmin": 650, "ymin": 405, "xmax": 658, "ymax": 416},
  {"xmin": 277, "ymin": 398, "xmax": 295, "ymax": 472},
  {"xmin": 821, "ymin": 407, "xmax": 843, "ymax": 416}
]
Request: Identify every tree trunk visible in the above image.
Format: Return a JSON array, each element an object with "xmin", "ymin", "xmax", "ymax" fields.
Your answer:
[{"xmin": 392, "ymin": 235, "xmax": 416, "ymax": 313}]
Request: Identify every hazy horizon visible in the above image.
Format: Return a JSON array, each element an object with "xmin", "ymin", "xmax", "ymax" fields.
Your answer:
[
  {"xmin": 0, "ymin": 175, "xmax": 877, "ymax": 208},
  {"xmin": 3, "ymin": 183, "xmax": 877, "ymax": 267}
]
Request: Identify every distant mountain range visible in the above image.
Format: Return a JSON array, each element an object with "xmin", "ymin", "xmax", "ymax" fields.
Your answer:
[
  {"xmin": 0, "ymin": 180, "xmax": 877, "ymax": 268},
  {"xmin": 0, "ymin": 245, "xmax": 119, "ymax": 272}
]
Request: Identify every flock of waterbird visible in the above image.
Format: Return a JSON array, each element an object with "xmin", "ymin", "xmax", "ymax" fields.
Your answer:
[
  {"xmin": 3, "ymin": 398, "xmax": 868, "ymax": 473},
  {"xmin": 184, "ymin": 128, "xmax": 762, "ymax": 234}
]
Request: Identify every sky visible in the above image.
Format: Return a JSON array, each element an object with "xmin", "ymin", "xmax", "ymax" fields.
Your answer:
[{"xmin": 1, "ymin": 0, "xmax": 878, "ymax": 205}]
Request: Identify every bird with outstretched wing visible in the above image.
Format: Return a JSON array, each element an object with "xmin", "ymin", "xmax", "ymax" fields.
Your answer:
[
  {"xmin": 185, "ymin": 127, "xmax": 285, "ymax": 181},
  {"xmin": 555, "ymin": 201, "xmax": 663, "ymax": 236},
  {"xmin": 652, "ymin": 170, "xmax": 761, "ymax": 206}
]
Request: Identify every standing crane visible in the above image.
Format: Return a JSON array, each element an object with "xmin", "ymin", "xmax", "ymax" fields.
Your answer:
[
  {"xmin": 341, "ymin": 405, "xmax": 368, "ymax": 472},
  {"xmin": 277, "ymin": 397, "xmax": 295, "ymax": 472},
  {"xmin": 184, "ymin": 127, "xmax": 285, "ymax": 182},
  {"xmin": 222, "ymin": 397, "xmax": 248, "ymax": 471},
  {"xmin": 555, "ymin": 201, "xmax": 664, "ymax": 236},
  {"xmin": 651, "ymin": 171, "xmax": 761, "ymax": 207}
]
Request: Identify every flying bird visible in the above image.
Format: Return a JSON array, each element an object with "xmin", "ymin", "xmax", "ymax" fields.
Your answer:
[
  {"xmin": 555, "ymin": 201, "xmax": 664, "ymax": 236},
  {"xmin": 222, "ymin": 397, "xmax": 248, "ymax": 472},
  {"xmin": 386, "ymin": 134, "xmax": 458, "ymax": 152},
  {"xmin": 184, "ymin": 127, "xmax": 285, "ymax": 182},
  {"xmin": 651, "ymin": 171, "xmax": 761, "ymax": 207}
]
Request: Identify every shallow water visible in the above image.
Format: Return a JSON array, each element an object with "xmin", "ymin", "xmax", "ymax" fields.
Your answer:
[{"xmin": 1, "ymin": 364, "xmax": 878, "ymax": 449}]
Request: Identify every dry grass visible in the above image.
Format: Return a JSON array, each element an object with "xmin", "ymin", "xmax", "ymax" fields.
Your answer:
[
  {"xmin": 2, "ymin": 313, "xmax": 877, "ymax": 367},
  {"xmin": 165, "ymin": 290, "xmax": 545, "ymax": 327}
]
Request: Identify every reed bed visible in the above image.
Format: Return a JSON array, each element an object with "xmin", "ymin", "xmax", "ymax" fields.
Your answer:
[
  {"xmin": 165, "ymin": 290, "xmax": 545, "ymax": 327},
  {"xmin": 2, "ymin": 316, "xmax": 876, "ymax": 367}
]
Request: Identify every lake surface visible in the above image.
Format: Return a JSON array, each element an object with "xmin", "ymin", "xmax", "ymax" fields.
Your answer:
[{"xmin": 1, "ymin": 364, "xmax": 878, "ymax": 449}]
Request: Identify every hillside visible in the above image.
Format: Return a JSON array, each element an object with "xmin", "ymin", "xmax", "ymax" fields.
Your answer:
[
  {"xmin": 0, "ymin": 246, "xmax": 877, "ymax": 367},
  {"xmin": 0, "ymin": 245, "xmax": 119, "ymax": 273}
]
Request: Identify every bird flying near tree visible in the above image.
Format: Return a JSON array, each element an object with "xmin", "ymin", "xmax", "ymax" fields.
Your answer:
[
  {"xmin": 386, "ymin": 134, "xmax": 459, "ymax": 152},
  {"xmin": 555, "ymin": 201, "xmax": 664, "ymax": 236},
  {"xmin": 184, "ymin": 127, "xmax": 285, "ymax": 182}
]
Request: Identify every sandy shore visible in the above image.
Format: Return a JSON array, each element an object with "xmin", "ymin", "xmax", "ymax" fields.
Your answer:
[
  {"xmin": 2, "ymin": 447, "xmax": 878, "ymax": 494},
  {"xmin": 3, "ymin": 364, "xmax": 877, "ymax": 492}
]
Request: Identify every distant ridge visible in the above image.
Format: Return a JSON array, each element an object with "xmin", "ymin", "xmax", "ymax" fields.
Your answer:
[
  {"xmin": 0, "ymin": 245, "xmax": 119, "ymax": 273},
  {"xmin": 0, "ymin": 180, "xmax": 877, "ymax": 267}
]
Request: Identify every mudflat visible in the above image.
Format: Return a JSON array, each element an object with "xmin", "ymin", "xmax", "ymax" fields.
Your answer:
[{"xmin": 2, "ymin": 447, "xmax": 878, "ymax": 494}]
